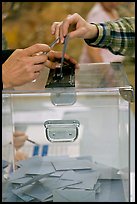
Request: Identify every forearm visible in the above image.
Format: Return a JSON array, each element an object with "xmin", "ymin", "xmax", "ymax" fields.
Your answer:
[{"xmin": 85, "ymin": 17, "xmax": 135, "ymax": 56}]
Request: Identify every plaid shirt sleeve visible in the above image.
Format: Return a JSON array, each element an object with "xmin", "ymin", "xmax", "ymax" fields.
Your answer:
[{"xmin": 85, "ymin": 17, "xmax": 135, "ymax": 56}]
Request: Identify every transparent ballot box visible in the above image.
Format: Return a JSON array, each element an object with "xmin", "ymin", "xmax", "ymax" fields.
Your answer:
[{"xmin": 2, "ymin": 63, "xmax": 134, "ymax": 202}]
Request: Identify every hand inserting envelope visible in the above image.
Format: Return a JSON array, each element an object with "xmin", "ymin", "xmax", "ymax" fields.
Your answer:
[{"xmin": 32, "ymin": 37, "xmax": 60, "ymax": 83}]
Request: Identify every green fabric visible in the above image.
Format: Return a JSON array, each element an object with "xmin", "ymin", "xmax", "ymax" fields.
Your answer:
[{"xmin": 86, "ymin": 17, "xmax": 135, "ymax": 56}]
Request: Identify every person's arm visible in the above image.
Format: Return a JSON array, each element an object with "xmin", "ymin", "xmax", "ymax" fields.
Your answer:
[
  {"xmin": 51, "ymin": 14, "xmax": 135, "ymax": 56},
  {"xmin": 85, "ymin": 17, "xmax": 135, "ymax": 56}
]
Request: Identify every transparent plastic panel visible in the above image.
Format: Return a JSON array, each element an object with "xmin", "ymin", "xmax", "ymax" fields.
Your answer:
[
  {"xmin": 2, "ymin": 63, "xmax": 131, "ymax": 202},
  {"xmin": 2, "ymin": 94, "xmax": 15, "ymax": 201},
  {"xmin": 4, "ymin": 92, "xmax": 130, "ymax": 202}
]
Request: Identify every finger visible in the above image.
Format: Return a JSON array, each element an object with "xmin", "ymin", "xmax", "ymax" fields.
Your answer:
[
  {"xmin": 47, "ymin": 51, "xmax": 79, "ymax": 69},
  {"xmin": 47, "ymin": 51, "xmax": 72, "ymax": 62},
  {"xmin": 65, "ymin": 56, "xmax": 79, "ymax": 69},
  {"xmin": 48, "ymin": 51, "xmax": 77, "ymax": 65},
  {"xmin": 59, "ymin": 24, "xmax": 65, "ymax": 44},
  {"xmin": 66, "ymin": 55, "xmax": 77, "ymax": 64},
  {"xmin": 13, "ymin": 135, "xmax": 27, "ymax": 147},
  {"xmin": 51, "ymin": 22, "xmax": 60, "ymax": 35},
  {"xmin": 15, "ymin": 144, "xmax": 23, "ymax": 149},
  {"xmin": 51, "ymin": 22, "xmax": 63, "ymax": 43},
  {"xmin": 62, "ymin": 14, "xmax": 74, "ymax": 37},
  {"xmin": 13, "ymin": 135, "xmax": 28, "ymax": 142},
  {"xmin": 31, "ymin": 54, "xmax": 48, "ymax": 64},
  {"xmin": 63, "ymin": 59, "xmax": 79, "ymax": 70},
  {"xmin": 62, "ymin": 13, "xmax": 80, "ymax": 38},
  {"xmin": 55, "ymin": 22, "xmax": 62, "ymax": 43},
  {"xmin": 47, "ymin": 50, "xmax": 62, "ymax": 62},
  {"xmin": 23, "ymin": 44, "xmax": 50, "ymax": 56},
  {"xmin": 15, "ymin": 151, "xmax": 28, "ymax": 161},
  {"xmin": 14, "ymin": 139, "xmax": 26, "ymax": 149},
  {"xmin": 13, "ymin": 131, "xmax": 26, "ymax": 137},
  {"xmin": 44, "ymin": 60, "xmax": 60, "ymax": 69}
]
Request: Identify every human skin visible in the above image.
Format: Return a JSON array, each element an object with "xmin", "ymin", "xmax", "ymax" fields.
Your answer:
[
  {"xmin": 83, "ymin": 2, "xmax": 120, "ymax": 63},
  {"xmin": 2, "ymin": 44, "xmax": 79, "ymax": 89},
  {"xmin": 13, "ymin": 131, "xmax": 28, "ymax": 150},
  {"xmin": 51, "ymin": 13, "xmax": 98, "ymax": 44},
  {"xmin": 2, "ymin": 44, "xmax": 50, "ymax": 89},
  {"xmin": 15, "ymin": 151, "xmax": 28, "ymax": 161}
]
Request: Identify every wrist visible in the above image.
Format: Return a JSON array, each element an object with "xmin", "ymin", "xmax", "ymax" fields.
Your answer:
[{"xmin": 85, "ymin": 23, "xmax": 99, "ymax": 41}]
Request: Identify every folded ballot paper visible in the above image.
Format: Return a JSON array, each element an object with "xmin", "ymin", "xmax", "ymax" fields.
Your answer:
[{"xmin": 2, "ymin": 155, "xmax": 123, "ymax": 202}]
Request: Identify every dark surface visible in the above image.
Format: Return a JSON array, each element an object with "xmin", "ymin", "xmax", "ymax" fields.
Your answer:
[{"xmin": 45, "ymin": 64, "xmax": 75, "ymax": 88}]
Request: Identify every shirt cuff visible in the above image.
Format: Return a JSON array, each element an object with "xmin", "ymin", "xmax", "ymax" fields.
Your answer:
[{"xmin": 85, "ymin": 24, "xmax": 104, "ymax": 46}]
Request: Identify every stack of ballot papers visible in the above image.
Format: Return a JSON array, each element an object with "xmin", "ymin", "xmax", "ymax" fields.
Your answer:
[{"xmin": 2, "ymin": 155, "xmax": 124, "ymax": 202}]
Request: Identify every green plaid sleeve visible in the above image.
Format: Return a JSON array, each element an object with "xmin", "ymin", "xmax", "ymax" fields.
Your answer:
[{"xmin": 85, "ymin": 17, "xmax": 135, "ymax": 56}]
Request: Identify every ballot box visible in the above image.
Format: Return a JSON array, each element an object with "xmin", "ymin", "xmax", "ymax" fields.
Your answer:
[{"xmin": 2, "ymin": 62, "xmax": 134, "ymax": 202}]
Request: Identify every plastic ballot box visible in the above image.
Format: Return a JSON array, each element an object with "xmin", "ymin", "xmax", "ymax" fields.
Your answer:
[{"xmin": 2, "ymin": 62, "xmax": 134, "ymax": 202}]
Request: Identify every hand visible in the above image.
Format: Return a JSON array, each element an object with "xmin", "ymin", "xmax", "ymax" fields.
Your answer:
[
  {"xmin": 15, "ymin": 150, "xmax": 28, "ymax": 161},
  {"xmin": 51, "ymin": 13, "xmax": 98, "ymax": 43},
  {"xmin": 45, "ymin": 50, "xmax": 79, "ymax": 69},
  {"xmin": 2, "ymin": 43, "xmax": 50, "ymax": 89},
  {"xmin": 13, "ymin": 131, "xmax": 28, "ymax": 150}
]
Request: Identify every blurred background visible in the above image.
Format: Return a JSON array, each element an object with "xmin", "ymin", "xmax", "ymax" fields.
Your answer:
[
  {"xmin": 2, "ymin": 2, "xmax": 135, "ymax": 58},
  {"xmin": 2, "ymin": 2, "xmax": 135, "ymax": 111}
]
